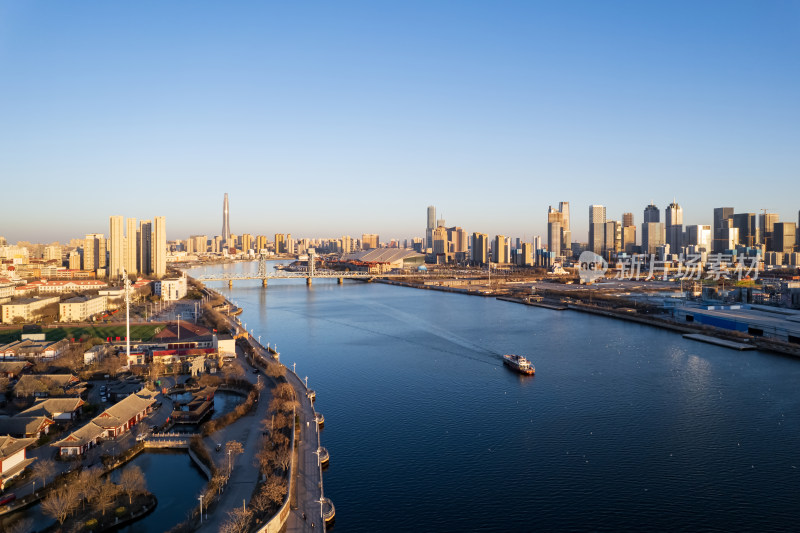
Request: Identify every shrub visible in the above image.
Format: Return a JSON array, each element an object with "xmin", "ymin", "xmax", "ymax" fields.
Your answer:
[
  {"xmin": 116, "ymin": 506, "xmax": 126, "ymax": 516},
  {"xmin": 85, "ymin": 518, "xmax": 98, "ymax": 529}
]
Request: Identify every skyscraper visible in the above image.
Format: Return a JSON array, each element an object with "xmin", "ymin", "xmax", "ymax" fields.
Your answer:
[
  {"xmin": 547, "ymin": 206, "xmax": 563, "ymax": 256},
  {"xmin": 109, "ymin": 215, "xmax": 124, "ymax": 279},
  {"xmin": 222, "ymin": 193, "xmax": 231, "ymax": 248},
  {"xmin": 665, "ymin": 201, "xmax": 683, "ymax": 251},
  {"xmin": 125, "ymin": 217, "xmax": 138, "ymax": 276},
  {"xmin": 83, "ymin": 233, "xmax": 105, "ymax": 272},
  {"xmin": 152, "ymin": 216, "xmax": 166, "ymax": 278},
  {"xmin": 732, "ymin": 213, "xmax": 756, "ymax": 248},
  {"xmin": 759, "ymin": 212, "xmax": 779, "ymax": 249},
  {"xmin": 426, "ymin": 206, "xmax": 436, "ymax": 249},
  {"xmin": 138, "ymin": 221, "xmax": 152, "ymax": 274},
  {"xmin": 622, "ymin": 212, "xmax": 634, "ymax": 228},
  {"xmin": 642, "ymin": 222, "xmax": 666, "ymax": 255},
  {"xmin": 588, "ymin": 205, "xmax": 606, "ymax": 255},
  {"xmin": 471, "ymin": 232, "xmax": 488, "ymax": 265},
  {"xmin": 713, "ymin": 207, "xmax": 734, "ymax": 253},
  {"xmin": 643, "ymin": 203, "xmax": 660, "ymax": 223},
  {"xmin": 558, "ymin": 201, "xmax": 571, "ymax": 254}
]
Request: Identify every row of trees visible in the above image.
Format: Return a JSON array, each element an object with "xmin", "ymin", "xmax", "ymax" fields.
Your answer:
[{"xmin": 41, "ymin": 465, "xmax": 146, "ymax": 526}]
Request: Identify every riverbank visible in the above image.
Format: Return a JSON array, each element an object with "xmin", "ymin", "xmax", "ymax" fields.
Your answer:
[{"xmin": 376, "ymin": 278, "xmax": 800, "ymax": 358}]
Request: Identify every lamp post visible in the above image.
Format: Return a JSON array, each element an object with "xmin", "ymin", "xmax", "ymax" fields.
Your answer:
[
  {"xmin": 198, "ymin": 494, "xmax": 204, "ymax": 524},
  {"xmin": 177, "ymin": 314, "xmax": 182, "ymax": 340},
  {"xmin": 228, "ymin": 449, "xmax": 232, "ymax": 475}
]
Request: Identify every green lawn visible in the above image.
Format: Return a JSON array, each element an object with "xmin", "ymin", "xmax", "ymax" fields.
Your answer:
[{"xmin": 0, "ymin": 324, "xmax": 162, "ymax": 344}]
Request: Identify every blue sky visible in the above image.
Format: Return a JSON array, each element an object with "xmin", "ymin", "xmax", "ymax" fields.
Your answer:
[{"xmin": 1, "ymin": 1, "xmax": 798, "ymax": 244}]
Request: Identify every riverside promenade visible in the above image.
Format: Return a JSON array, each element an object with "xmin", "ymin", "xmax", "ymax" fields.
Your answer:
[{"xmin": 196, "ymin": 294, "xmax": 327, "ymax": 532}]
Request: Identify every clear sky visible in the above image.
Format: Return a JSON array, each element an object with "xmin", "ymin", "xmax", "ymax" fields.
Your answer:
[{"xmin": 1, "ymin": 1, "xmax": 798, "ymax": 245}]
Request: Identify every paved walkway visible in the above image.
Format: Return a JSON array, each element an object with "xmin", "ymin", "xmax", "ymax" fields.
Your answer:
[
  {"xmin": 284, "ymin": 370, "xmax": 325, "ymax": 532},
  {"xmin": 196, "ymin": 345, "xmax": 269, "ymax": 533}
]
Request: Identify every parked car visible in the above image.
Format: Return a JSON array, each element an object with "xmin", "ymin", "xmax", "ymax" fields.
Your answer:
[
  {"xmin": 215, "ymin": 443, "xmax": 222, "ymax": 452},
  {"xmin": 0, "ymin": 493, "xmax": 16, "ymax": 506}
]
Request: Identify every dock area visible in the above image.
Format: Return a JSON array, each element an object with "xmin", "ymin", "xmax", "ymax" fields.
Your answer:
[{"xmin": 682, "ymin": 333, "xmax": 755, "ymax": 351}]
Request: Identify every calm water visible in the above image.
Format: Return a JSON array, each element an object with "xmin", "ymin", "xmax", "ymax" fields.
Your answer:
[
  {"xmin": 193, "ymin": 261, "xmax": 800, "ymax": 532},
  {"xmin": 113, "ymin": 451, "xmax": 207, "ymax": 532}
]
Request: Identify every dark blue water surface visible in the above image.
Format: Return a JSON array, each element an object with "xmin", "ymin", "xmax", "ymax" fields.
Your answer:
[{"xmin": 193, "ymin": 261, "xmax": 800, "ymax": 532}]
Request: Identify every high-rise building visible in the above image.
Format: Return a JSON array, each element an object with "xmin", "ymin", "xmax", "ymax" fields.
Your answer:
[
  {"xmin": 547, "ymin": 206, "xmax": 563, "ymax": 255},
  {"xmin": 772, "ymin": 223, "xmax": 796, "ymax": 254},
  {"xmin": 221, "ymin": 193, "xmax": 231, "ymax": 248},
  {"xmin": 558, "ymin": 201, "xmax": 571, "ymax": 254},
  {"xmin": 255, "ymin": 235, "xmax": 268, "ymax": 254},
  {"xmin": 125, "ymin": 218, "xmax": 138, "ymax": 276},
  {"xmin": 622, "ymin": 212, "xmax": 634, "ymax": 228},
  {"xmin": 604, "ymin": 221, "xmax": 621, "ymax": 255},
  {"xmin": 138, "ymin": 221, "xmax": 152, "ymax": 274},
  {"xmin": 759, "ymin": 213, "xmax": 779, "ymax": 250},
  {"xmin": 713, "ymin": 207, "xmax": 734, "ymax": 253},
  {"xmin": 684, "ymin": 225, "xmax": 712, "ymax": 252},
  {"xmin": 362, "ymin": 234, "xmax": 379, "ymax": 250},
  {"xmin": 274, "ymin": 234, "xmax": 286, "ymax": 254},
  {"xmin": 665, "ymin": 201, "xmax": 683, "ymax": 251},
  {"xmin": 643, "ymin": 203, "xmax": 659, "ymax": 223},
  {"xmin": 109, "ymin": 215, "xmax": 125, "ymax": 279},
  {"xmin": 83, "ymin": 233, "xmax": 106, "ymax": 272},
  {"xmin": 426, "ymin": 206, "xmax": 436, "ymax": 249},
  {"xmin": 642, "ymin": 222, "xmax": 666, "ymax": 255},
  {"xmin": 622, "ymin": 226, "xmax": 637, "ymax": 253},
  {"xmin": 152, "ymin": 216, "xmax": 166, "ymax": 278},
  {"xmin": 471, "ymin": 233, "xmax": 488, "ymax": 265},
  {"xmin": 732, "ymin": 213, "xmax": 757, "ymax": 248},
  {"xmin": 241, "ymin": 233, "xmax": 253, "ymax": 253},
  {"xmin": 68, "ymin": 250, "xmax": 81, "ymax": 270},
  {"xmin": 433, "ymin": 227, "xmax": 448, "ymax": 258},
  {"xmin": 588, "ymin": 205, "xmax": 606, "ymax": 255}
]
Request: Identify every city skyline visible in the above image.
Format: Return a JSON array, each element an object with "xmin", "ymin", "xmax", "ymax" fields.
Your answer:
[{"xmin": 1, "ymin": 2, "xmax": 798, "ymax": 242}]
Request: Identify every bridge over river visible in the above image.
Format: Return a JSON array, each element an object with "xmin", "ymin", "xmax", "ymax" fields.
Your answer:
[{"xmin": 194, "ymin": 254, "xmax": 418, "ymax": 288}]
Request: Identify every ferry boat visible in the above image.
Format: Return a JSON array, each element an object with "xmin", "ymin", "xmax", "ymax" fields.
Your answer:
[{"xmin": 503, "ymin": 354, "xmax": 535, "ymax": 375}]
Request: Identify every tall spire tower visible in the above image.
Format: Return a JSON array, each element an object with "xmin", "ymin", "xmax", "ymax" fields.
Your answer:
[{"xmin": 222, "ymin": 193, "xmax": 231, "ymax": 247}]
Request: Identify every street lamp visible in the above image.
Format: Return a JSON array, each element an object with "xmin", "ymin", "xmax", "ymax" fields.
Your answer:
[
  {"xmin": 198, "ymin": 494, "xmax": 204, "ymax": 524},
  {"xmin": 177, "ymin": 314, "xmax": 182, "ymax": 340},
  {"xmin": 228, "ymin": 449, "xmax": 232, "ymax": 474}
]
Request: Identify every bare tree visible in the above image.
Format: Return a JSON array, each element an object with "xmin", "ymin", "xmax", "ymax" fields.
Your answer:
[
  {"xmin": 251, "ymin": 476, "xmax": 287, "ymax": 512},
  {"xmin": 255, "ymin": 447, "xmax": 277, "ymax": 475},
  {"xmin": 92, "ymin": 478, "xmax": 120, "ymax": 516},
  {"xmin": 41, "ymin": 485, "xmax": 79, "ymax": 525},
  {"xmin": 76, "ymin": 467, "xmax": 103, "ymax": 508},
  {"xmin": 31, "ymin": 458, "xmax": 56, "ymax": 489},
  {"xmin": 276, "ymin": 445, "xmax": 292, "ymax": 472},
  {"xmin": 118, "ymin": 465, "xmax": 147, "ymax": 504},
  {"xmin": 225, "ymin": 440, "xmax": 244, "ymax": 473},
  {"xmin": 219, "ymin": 506, "xmax": 253, "ymax": 533}
]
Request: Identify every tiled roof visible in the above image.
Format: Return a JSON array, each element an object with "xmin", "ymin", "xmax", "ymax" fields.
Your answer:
[
  {"xmin": 19, "ymin": 397, "xmax": 84, "ymax": 417},
  {"xmin": 0, "ymin": 435, "xmax": 35, "ymax": 459}
]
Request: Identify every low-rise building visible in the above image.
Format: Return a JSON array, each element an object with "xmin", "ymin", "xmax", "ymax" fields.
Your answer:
[
  {"xmin": 59, "ymin": 294, "xmax": 107, "ymax": 322},
  {"xmin": 52, "ymin": 389, "xmax": 157, "ymax": 456},
  {"xmin": 0, "ymin": 361, "xmax": 31, "ymax": 379},
  {"xmin": 1, "ymin": 296, "xmax": 60, "ymax": 324},
  {"xmin": 154, "ymin": 275, "xmax": 188, "ymax": 301},
  {"xmin": 19, "ymin": 397, "xmax": 85, "ymax": 422},
  {"xmin": 0, "ymin": 416, "xmax": 53, "ymax": 439},
  {"xmin": 0, "ymin": 436, "xmax": 36, "ymax": 489},
  {"xmin": 14, "ymin": 279, "xmax": 108, "ymax": 295},
  {"xmin": 13, "ymin": 373, "xmax": 80, "ymax": 397},
  {"xmin": 0, "ymin": 339, "xmax": 69, "ymax": 361}
]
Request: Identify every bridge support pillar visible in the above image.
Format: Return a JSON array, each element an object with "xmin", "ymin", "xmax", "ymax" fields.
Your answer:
[
  {"xmin": 337, "ymin": 277, "xmax": 343, "ymax": 284},
  {"xmin": 306, "ymin": 277, "xmax": 312, "ymax": 286},
  {"xmin": 262, "ymin": 278, "xmax": 268, "ymax": 288},
  {"xmin": 228, "ymin": 280, "xmax": 233, "ymax": 289}
]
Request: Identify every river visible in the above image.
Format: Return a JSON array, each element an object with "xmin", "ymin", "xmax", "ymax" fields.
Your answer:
[{"xmin": 192, "ymin": 261, "xmax": 800, "ymax": 532}]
